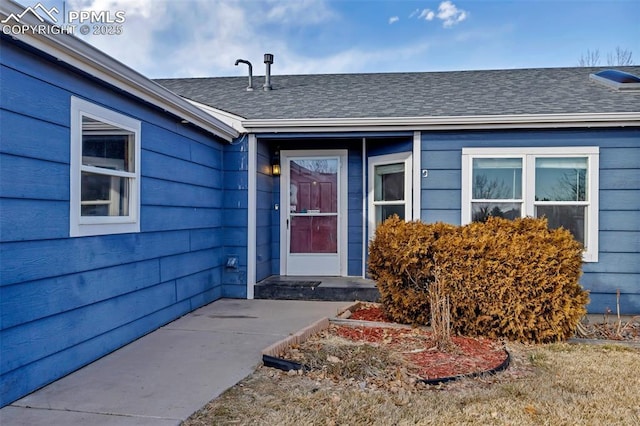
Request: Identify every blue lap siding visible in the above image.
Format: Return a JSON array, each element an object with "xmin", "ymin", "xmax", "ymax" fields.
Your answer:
[
  {"xmin": 221, "ymin": 139, "xmax": 249, "ymax": 297},
  {"xmin": 0, "ymin": 39, "xmax": 231, "ymax": 406},
  {"xmin": 420, "ymin": 128, "xmax": 640, "ymax": 314}
]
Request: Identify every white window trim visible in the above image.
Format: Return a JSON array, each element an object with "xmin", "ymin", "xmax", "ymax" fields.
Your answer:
[
  {"xmin": 368, "ymin": 152, "xmax": 413, "ymax": 241},
  {"xmin": 462, "ymin": 147, "xmax": 599, "ymax": 262},
  {"xmin": 70, "ymin": 96, "xmax": 141, "ymax": 237}
]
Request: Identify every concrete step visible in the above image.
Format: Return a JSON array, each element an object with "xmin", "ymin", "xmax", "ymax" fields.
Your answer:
[{"xmin": 254, "ymin": 277, "xmax": 380, "ymax": 302}]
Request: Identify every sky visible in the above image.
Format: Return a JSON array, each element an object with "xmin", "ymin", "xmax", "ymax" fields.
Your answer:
[{"xmin": 30, "ymin": 0, "xmax": 640, "ymax": 78}]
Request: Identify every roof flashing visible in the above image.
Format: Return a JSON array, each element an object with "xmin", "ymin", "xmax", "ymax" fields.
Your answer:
[{"xmin": 590, "ymin": 69, "xmax": 640, "ymax": 91}]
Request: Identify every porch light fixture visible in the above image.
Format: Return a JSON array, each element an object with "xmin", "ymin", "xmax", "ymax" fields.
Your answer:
[{"xmin": 271, "ymin": 151, "xmax": 281, "ymax": 176}]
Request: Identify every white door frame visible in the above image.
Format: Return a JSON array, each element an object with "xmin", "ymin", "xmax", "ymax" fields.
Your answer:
[{"xmin": 280, "ymin": 150, "xmax": 348, "ymax": 276}]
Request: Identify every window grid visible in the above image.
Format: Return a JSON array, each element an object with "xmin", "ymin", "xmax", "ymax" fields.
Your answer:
[
  {"xmin": 70, "ymin": 97, "xmax": 141, "ymax": 237},
  {"xmin": 368, "ymin": 152, "xmax": 412, "ymax": 241},
  {"xmin": 462, "ymin": 147, "xmax": 599, "ymax": 262}
]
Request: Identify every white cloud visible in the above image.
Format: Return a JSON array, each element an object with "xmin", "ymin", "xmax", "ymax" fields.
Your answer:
[
  {"xmin": 47, "ymin": 0, "xmax": 461, "ymax": 78},
  {"xmin": 264, "ymin": 0, "xmax": 336, "ymax": 25},
  {"xmin": 409, "ymin": 2, "xmax": 468, "ymax": 27},
  {"xmin": 67, "ymin": 0, "xmax": 169, "ymax": 74},
  {"xmin": 437, "ymin": 1, "xmax": 468, "ymax": 28},
  {"xmin": 273, "ymin": 39, "xmax": 433, "ymax": 75},
  {"xmin": 62, "ymin": 0, "xmax": 339, "ymax": 77},
  {"xmin": 418, "ymin": 8, "xmax": 435, "ymax": 21}
]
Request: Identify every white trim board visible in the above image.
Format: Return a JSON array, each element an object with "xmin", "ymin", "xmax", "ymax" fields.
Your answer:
[
  {"xmin": 247, "ymin": 134, "xmax": 257, "ymax": 298},
  {"xmin": 412, "ymin": 131, "xmax": 422, "ymax": 221},
  {"xmin": 241, "ymin": 112, "xmax": 640, "ymax": 133}
]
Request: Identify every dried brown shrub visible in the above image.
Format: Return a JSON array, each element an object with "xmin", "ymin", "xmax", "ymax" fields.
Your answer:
[
  {"xmin": 368, "ymin": 216, "xmax": 589, "ymax": 343},
  {"xmin": 367, "ymin": 216, "xmax": 455, "ymax": 325}
]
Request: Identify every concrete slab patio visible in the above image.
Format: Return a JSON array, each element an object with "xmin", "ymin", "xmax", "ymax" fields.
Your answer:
[{"xmin": 0, "ymin": 299, "xmax": 347, "ymax": 426}]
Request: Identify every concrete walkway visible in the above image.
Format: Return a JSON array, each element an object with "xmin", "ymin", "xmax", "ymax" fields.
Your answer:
[{"xmin": 0, "ymin": 299, "xmax": 347, "ymax": 426}]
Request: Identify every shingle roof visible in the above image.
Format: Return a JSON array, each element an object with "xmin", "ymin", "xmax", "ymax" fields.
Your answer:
[{"xmin": 155, "ymin": 67, "xmax": 640, "ymax": 120}]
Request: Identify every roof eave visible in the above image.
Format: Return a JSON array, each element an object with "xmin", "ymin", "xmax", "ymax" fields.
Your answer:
[
  {"xmin": 241, "ymin": 112, "xmax": 640, "ymax": 133},
  {"xmin": 185, "ymin": 99, "xmax": 248, "ymax": 133},
  {"xmin": 1, "ymin": 1, "xmax": 239, "ymax": 142}
]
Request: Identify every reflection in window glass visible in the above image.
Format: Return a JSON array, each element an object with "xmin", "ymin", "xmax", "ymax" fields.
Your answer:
[
  {"xmin": 536, "ymin": 205, "xmax": 586, "ymax": 245},
  {"xmin": 291, "ymin": 159, "xmax": 337, "ymax": 175},
  {"xmin": 289, "ymin": 159, "xmax": 338, "ymax": 213},
  {"xmin": 80, "ymin": 116, "xmax": 134, "ymax": 217},
  {"xmin": 535, "ymin": 157, "xmax": 587, "ymax": 201},
  {"xmin": 471, "ymin": 202, "xmax": 521, "ymax": 223},
  {"xmin": 290, "ymin": 216, "xmax": 337, "ymax": 253},
  {"xmin": 472, "ymin": 158, "xmax": 522, "ymax": 200},
  {"xmin": 81, "ymin": 172, "xmax": 129, "ymax": 216},
  {"xmin": 82, "ymin": 117, "xmax": 134, "ymax": 172},
  {"xmin": 376, "ymin": 204, "xmax": 405, "ymax": 225},
  {"xmin": 373, "ymin": 162, "xmax": 406, "ymax": 225},
  {"xmin": 374, "ymin": 163, "xmax": 404, "ymax": 201}
]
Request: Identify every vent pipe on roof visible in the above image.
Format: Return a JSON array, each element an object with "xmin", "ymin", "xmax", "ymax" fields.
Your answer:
[
  {"xmin": 263, "ymin": 53, "xmax": 274, "ymax": 91},
  {"xmin": 234, "ymin": 59, "xmax": 253, "ymax": 91}
]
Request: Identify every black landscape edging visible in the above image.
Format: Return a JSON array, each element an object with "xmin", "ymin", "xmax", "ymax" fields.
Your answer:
[
  {"xmin": 262, "ymin": 354, "xmax": 310, "ymax": 372},
  {"xmin": 419, "ymin": 350, "xmax": 511, "ymax": 385},
  {"xmin": 263, "ymin": 350, "xmax": 511, "ymax": 385}
]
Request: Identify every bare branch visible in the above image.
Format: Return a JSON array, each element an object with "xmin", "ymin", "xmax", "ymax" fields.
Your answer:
[
  {"xmin": 578, "ymin": 49, "xmax": 600, "ymax": 66},
  {"xmin": 606, "ymin": 46, "xmax": 633, "ymax": 66}
]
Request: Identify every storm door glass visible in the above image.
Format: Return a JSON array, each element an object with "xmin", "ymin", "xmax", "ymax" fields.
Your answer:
[{"xmin": 289, "ymin": 158, "xmax": 339, "ymax": 253}]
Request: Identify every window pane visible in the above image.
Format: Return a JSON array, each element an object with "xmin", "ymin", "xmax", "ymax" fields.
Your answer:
[
  {"xmin": 81, "ymin": 172, "xmax": 129, "ymax": 216},
  {"xmin": 536, "ymin": 205, "xmax": 586, "ymax": 245},
  {"xmin": 375, "ymin": 204, "xmax": 405, "ymax": 225},
  {"xmin": 290, "ymin": 159, "xmax": 338, "ymax": 213},
  {"xmin": 82, "ymin": 116, "xmax": 134, "ymax": 172},
  {"xmin": 374, "ymin": 163, "xmax": 404, "ymax": 201},
  {"xmin": 472, "ymin": 202, "xmax": 521, "ymax": 222},
  {"xmin": 472, "ymin": 158, "xmax": 522, "ymax": 200},
  {"xmin": 290, "ymin": 216, "xmax": 337, "ymax": 253},
  {"xmin": 535, "ymin": 157, "xmax": 587, "ymax": 201}
]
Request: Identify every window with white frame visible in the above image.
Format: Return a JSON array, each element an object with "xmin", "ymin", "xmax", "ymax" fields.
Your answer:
[
  {"xmin": 70, "ymin": 97, "xmax": 141, "ymax": 237},
  {"xmin": 368, "ymin": 152, "xmax": 412, "ymax": 240},
  {"xmin": 461, "ymin": 147, "xmax": 599, "ymax": 262}
]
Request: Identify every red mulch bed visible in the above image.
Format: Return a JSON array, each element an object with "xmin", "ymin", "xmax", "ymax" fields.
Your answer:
[
  {"xmin": 349, "ymin": 305, "xmax": 391, "ymax": 323},
  {"xmin": 342, "ymin": 305, "xmax": 508, "ymax": 380}
]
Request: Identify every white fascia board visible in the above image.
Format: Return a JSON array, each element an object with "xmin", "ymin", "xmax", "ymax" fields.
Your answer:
[
  {"xmin": 242, "ymin": 112, "xmax": 640, "ymax": 133},
  {"xmin": 185, "ymin": 99, "xmax": 248, "ymax": 133},
  {"xmin": 1, "ymin": 1, "xmax": 238, "ymax": 142}
]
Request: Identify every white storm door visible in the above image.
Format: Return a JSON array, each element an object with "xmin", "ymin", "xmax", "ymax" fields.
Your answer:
[{"xmin": 281, "ymin": 150, "xmax": 348, "ymax": 276}]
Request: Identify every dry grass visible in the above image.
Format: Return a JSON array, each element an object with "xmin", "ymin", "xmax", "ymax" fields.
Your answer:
[{"xmin": 183, "ymin": 342, "xmax": 640, "ymax": 426}]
